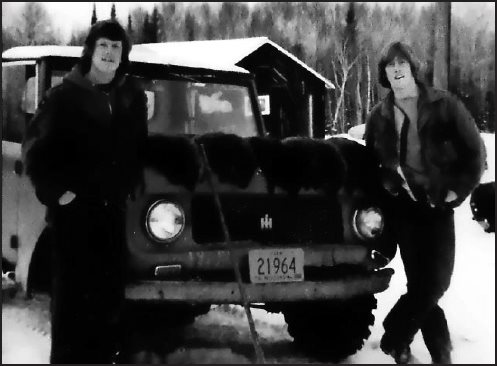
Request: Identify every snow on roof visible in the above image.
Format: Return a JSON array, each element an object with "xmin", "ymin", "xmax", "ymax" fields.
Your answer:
[
  {"xmin": 139, "ymin": 38, "xmax": 335, "ymax": 89},
  {"xmin": 132, "ymin": 43, "xmax": 248, "ymax": 73},
  {"xmin": 2, "ymin": 38, "xmax": 336, "ymax": 86},
  {"xmin": 2, "ymin": 45, "xmax": 248, "ymax": 74},
  {"xmin": 2, "ymin": 45, "xmax": 83, "ymax": 59}
]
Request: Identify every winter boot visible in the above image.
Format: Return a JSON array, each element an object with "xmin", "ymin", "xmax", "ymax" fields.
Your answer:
[
  {"xmin": 431, "ymin": 349, "xmax": 452, "ymax": 364},
  {"xmin": 380, "ymin": 335, "xmax": 413, "ymax": 364}
]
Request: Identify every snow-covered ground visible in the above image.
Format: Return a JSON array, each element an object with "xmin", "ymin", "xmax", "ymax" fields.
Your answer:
[{"xmin": 2, "ymin": 134, "xmax": 494, "ymax": 364}]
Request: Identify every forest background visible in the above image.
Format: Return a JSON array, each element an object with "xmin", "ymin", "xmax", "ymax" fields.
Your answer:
[{"xmin": 2, "ymin": 2, "xmax": 495, "ymax": 134}]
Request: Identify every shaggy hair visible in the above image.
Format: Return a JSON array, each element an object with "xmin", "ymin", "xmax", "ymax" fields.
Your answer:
[
  {"xmin": 78, "ymin": 19, "xmax": 132, "ymax": 80},
  {"xmin": 378, "ymin": 41, "xmax": 420, "ymax": 89}
]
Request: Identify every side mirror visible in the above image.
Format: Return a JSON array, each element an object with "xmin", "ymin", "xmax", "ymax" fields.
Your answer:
[{"xmin": 144, "ymin": 90, "xmax": 155, "ymax": 121}]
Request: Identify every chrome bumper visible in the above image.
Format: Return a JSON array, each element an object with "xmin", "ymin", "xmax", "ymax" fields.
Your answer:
[
  {"xmin": 125, "ymin": 268, "xmax": 394, "ymax": 303},
  {"xmin": 128, "ymin": 243, "xmax": 391, "ymax": 274}
]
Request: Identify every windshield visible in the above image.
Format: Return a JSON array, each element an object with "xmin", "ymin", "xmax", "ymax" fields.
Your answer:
[{"xmin": 140, "ymin": 79, "xmax": 259, "ymax": 137}]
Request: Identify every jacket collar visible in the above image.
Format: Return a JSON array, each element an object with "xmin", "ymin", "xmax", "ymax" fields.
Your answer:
[
  {"xmin": 63, "ymin": 64, "xmax": 126, "ymax": 91},
  {"xmin": 379, "ymin": 82, "xmax": 445, "ymax": 130}
]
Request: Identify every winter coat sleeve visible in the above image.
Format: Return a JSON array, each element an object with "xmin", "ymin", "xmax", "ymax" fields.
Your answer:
[
  {"xmin": 446, "ymin": 97, "xmax": 486, "ymax": 207},
  {"xmin": 22, "ymin": 88, "xmax": 71, "ymax": 207},
  {"xmin": 365, "ymin": 106, "xmax": 405, "ymax": 197}
]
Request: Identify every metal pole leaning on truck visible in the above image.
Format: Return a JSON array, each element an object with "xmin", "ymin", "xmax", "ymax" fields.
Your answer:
[{"xmin": 199, "ymin": 143, "xmax": 266, "ymax": 364}]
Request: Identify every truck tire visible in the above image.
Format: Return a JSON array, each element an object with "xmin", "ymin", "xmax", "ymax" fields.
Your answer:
[
  {"xmin": 119, "ymin": 301, "xmax": 211, "ymax": 362},
  {"xmin": 282, "ymin": 295, "xmax": 377, "ymax": 362}
]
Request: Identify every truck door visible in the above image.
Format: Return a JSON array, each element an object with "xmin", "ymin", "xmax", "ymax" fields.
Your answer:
[{"xmin": 2, "ymin": 60, "xmax": 46, "ymax": 290}]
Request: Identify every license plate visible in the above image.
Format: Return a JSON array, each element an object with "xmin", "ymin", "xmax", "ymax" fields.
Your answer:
[{"xmin": 248, "ymin": 248, "xmax": 304, "ymax": 283}]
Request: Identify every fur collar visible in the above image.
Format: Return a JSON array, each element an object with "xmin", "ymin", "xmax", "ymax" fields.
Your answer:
[
  {"xmin": 64, "ymin": 65, "xmax": 126, "ymax": 91},
  {"xmin": 378, "ymin": 83, "xmax": 447, "ymax": 131}
]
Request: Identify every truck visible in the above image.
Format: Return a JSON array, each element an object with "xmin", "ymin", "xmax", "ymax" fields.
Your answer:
[{"xmin": 2, "ymin": 44, "xmax": 397, "ymax": 362}]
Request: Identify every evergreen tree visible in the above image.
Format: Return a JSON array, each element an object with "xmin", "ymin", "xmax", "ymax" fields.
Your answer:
[
  {"xmin": 91, "ymin": 3, "xmax": 97, "ymax": 25},
  {"xmin": 149, "ymin": 6, "xmax": 160, "ymax": 43},
  {"xmin": 68, "ymin": 28, "xmax": 87, "ymax": 46},
  {"xmin": 248, "ymin": 8, "xmax": 263, "ymax": 37},
  {"xmin": 142, "ymin": 13, "xmax": 150, "ymax": 43},
  {"xmin": 2, "ymin": 26, "xmax": 18, "ymax": 51},
  {"xmin": 219, "ymin": 2, "xmax": 235, "ymax": 39},
  {"xmin": 129, "ymin": 6, "xmax": 147, "ymax": 44},
  {"xmin": 110, "ymin": 3, "xmax": 116, "ymax": 20},
  {"xmin": 185, "ymin": 11, "xmax": 196, "ymax": 41},
  {"xmin": 200, "ymin": 3, "xmax": 215, "ymax": 40},
  {"xmin": 127, "ymin": 14, "xmax": 133, "ymax": 38},
  {"xmin": 158, "ymin": 2, "xmax": 186, "ymax": 42}
]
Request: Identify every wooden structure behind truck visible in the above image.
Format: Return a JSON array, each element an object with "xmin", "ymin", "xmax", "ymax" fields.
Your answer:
[{"xmin": 138, "ymin": 37, "xmax": 335, "ymax": 139}]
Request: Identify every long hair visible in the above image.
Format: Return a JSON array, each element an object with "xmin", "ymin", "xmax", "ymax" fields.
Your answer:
[
  {"xmin": 78, "ymin": 19, "xmax": 132, "ymax": 80},
  {"xmin": 378, "ymin": 42, "xmax": 420, "ymax": 89}
]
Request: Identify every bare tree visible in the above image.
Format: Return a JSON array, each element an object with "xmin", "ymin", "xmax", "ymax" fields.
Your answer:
[
  {"xmin": 331, "ymin": 40, "xmax": 359, "ymax": 133},
  {"xmin": 366, "ymin": 54, "xmax": 371, "ymax": 114},
  {"xmin": 15, "ymin": 3, "xmax": 61, "ymax": 45},
  {"xmin": 355, "ymin": 60, "xmax": 363, "ymax": 125}
]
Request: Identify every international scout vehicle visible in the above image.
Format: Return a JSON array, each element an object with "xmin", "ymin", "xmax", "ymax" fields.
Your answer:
[{"xmin": 2, "ymin": 45, "xmax": 396, "ymax": 361}]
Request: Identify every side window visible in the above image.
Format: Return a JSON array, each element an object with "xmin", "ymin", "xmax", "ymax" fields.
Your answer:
[
  {"xmin": 145, "ymin": 90, "xmax": 155, "ymax": 121},
  {"xmin": 22, "ymin": 77, "xmax": 37, "ymax": 114},
  {"xmin": 51, "ymin": 75, "xmax": 64, "ymax": 88},
  {"xmin": 130, "ymin": 76, "xmax": 156, "ymax": 122},
  {"xmin": 2, "ymin": 63, "xmax": 35, "ymax": 143}
]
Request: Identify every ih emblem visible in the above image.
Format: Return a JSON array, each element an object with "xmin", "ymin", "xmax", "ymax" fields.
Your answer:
[{"xmin": 260, "ymin": 214, "xmax": 272, "ymax": 230}]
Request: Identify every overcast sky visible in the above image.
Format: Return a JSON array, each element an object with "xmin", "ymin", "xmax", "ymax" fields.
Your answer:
[{"xmin": 2, "ymin": 2, "xmax": 494, "ymax": 44}]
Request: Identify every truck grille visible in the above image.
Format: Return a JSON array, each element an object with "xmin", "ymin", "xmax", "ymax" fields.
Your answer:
[{"xmin": 191, "ymin": 194, "xmax": 343, "ymax": 245}]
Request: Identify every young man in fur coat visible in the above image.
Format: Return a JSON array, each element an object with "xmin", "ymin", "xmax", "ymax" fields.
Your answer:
[
  {"xmin": 22, "ymin": 20, "xmax": 148, "ymax": 363},
  {"xmin": 364, "ymin": 42, "xmax": 486, "ymax": 364}
]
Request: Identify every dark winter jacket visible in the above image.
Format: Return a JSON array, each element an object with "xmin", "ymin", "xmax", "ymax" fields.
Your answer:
[
  {"xmin": 364, "ymin": 83, "xmax": 486, "ymax": 208},
  {"xmin": 22, "ymin": 65, "xmax": 148, "ymax": 207}
]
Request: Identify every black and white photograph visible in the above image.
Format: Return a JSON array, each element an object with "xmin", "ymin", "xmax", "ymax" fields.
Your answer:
[{"xmin": 2, "ymin": 2, "xmax": 494, "ymax": 364}]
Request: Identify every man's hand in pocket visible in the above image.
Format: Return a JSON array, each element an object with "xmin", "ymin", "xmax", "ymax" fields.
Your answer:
[
  {"xmin": 58, "ymin": 191, "xmax": 76, "ymax": 206},
  {"xmin": 445, "ymin": 190, "xmax": 457, "ymax": 203}
]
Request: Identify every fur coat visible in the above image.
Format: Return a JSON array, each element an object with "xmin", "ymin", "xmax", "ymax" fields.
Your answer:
[{"xmin": 22, "ymin": 65, "xmax": 148, "ymax": 207}]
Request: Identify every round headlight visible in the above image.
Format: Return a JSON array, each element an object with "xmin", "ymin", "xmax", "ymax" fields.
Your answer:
[
  {"xmin": 146, "ymin": 200, "xmax": 185, "ymax": 243},
  {"xmin": 352, "ymin": 207, "xmax": 384, "ymax": 240}
]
